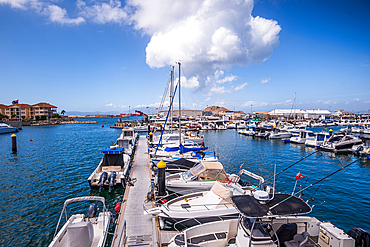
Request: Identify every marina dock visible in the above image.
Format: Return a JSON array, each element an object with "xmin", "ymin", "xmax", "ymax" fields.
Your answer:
[{"xmin": 113, "ymin": 135, "xmax": 177, "ymax": 247}]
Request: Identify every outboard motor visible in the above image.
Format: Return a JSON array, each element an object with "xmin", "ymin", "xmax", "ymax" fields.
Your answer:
[
  {"xmin": 99, "ymin": 172, "xmax": 108, "ymax": 192},
  {"xmin": 108, "ymin": 171, "xmax": 117, "ymax": 192},
  {"xmin": 87, "ymin": 203, "xmax": 98, "ymax": 218},
  {"xmin": 347, "ymin": 228, "xmax": 370, "ymax": 247},
  {"xmin": 355, "ymin": 145, "xmax": 363, "ymax": 154}
]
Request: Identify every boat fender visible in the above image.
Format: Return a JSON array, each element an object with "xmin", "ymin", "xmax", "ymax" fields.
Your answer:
[
  {"xmin": 108, "ymin": 172, "xmax": 117, "ymax": 192},
  {"xmin": 99, "ymin": 172, "xmax": 108, "ymax": 192},
  {"xmin": 159, "ymin": 217, "xmax": 165, "ymax": 230},
  {"xmin": 87, "ymin": 203, "xmax": 98, "ymax": 218},
  {"xmin": 114, "ymin": 202, "xmax": 121, "ymax": 213},
  {"xmin": 160, "ymin": 199, "xmax": 167, "ymax": 204}
]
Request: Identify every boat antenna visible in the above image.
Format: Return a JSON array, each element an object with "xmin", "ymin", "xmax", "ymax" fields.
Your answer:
[
  {"xmin": 269, "ymin": 158, "xmax": 359, "ymax": 211},
  {"xmin": 253, "ymin": 151, "xmax": 318, "ymax": 191},
  {"xmin": 178, "ymin": 61, "xmax": 181, "ymax": 146},
  {"xmin": 269, "ymin": 164, "xmax": 276, "ymax": 201}
]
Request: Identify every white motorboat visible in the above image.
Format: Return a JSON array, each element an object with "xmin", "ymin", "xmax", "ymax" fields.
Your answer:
[
  {"xmin": 289, "ymin": 130, "xmax": 315, "ymax": 144},
  {"xmin": 164, "ymin": 161, "xmax": 264, "ymax": 194},
  {"xmin": 305, "ymin": 131, "xmax": 331, "ymax": 147},
  {"xmin": 88, "ymin": 146, "xmax": 130, "ymax": 191},
  {"xmin": 144, "ymin": 178, "xmax": 271, "ymax": 229},
  {"xmin": 269, "ymin": 129, "xmax": 292, "ymax": 139},
  {"xmin": 116, "ymin": 127, "xmax": 137, "ymax": 155},
  {"xmin": 0, "ymin": 122, "xmax": 19, "ymax": 134},
  {"xmin": 319, "ymin": 132, "xmax": 362, "ymax": 152},
  {"xmin": 49, "ymin": 196, "xmax": 112, "ymax": 247},
  {"xmin": 168, "ymin": 192, "xmax": 365, "ymax": 247}
]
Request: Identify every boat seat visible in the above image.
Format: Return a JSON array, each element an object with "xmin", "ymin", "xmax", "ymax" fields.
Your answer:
[
  {"xmin": 285, "ymin": 231, "xmax": 310, "ymax": 247},
  {"xmin": 66, "ymin": 221, "xmax": 94, "ymax": 247}
]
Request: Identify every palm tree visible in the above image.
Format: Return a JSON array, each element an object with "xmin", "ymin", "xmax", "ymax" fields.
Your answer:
[{"xmin": 61, "ymin": 110, "xmax": 66, "ymax": 116}]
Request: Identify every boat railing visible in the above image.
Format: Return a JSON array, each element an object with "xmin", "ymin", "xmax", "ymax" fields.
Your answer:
[
  {"xmin": 173, "ymin": 215, "xmax": 232, "ymax": 232},
  {"xmin": 168, "ymin": 202, "xmax": 234, "ymax": 212}
]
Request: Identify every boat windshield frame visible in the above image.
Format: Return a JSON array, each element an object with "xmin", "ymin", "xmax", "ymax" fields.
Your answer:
[{"xmin": 182, "ymin": 169, "xmax": 197, "ymax": 182}]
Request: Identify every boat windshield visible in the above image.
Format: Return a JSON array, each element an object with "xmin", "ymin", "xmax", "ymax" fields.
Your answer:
[
  {"xmin": 241, "ymin": 217, "xmax": 273, "ymax": 239},
  {"xmin": 182, "ymin": 169, "xmax": 197, "ymax": 182}
]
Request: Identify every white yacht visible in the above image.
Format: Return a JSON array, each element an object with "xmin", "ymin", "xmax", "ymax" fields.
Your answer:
[
  {"xmin": 320, "ymin": 132, "xmax": 362, "ymax": 152},
  {"xmin": 144, "ymin": 177, "xmax": 269, "ymax": 229},
  {"xmin": 289, "ymin": 130, "xmax": 315, "ymax": 144},
  {"xmin": 305, "ymin": 131, "xmax": 331, "ymax": 147},
  {"xmin": 0, "ymin": 122, "xmax": 19, "ymax": 134},
  {"xmin": 168, "ymin": 193, "xmax": 361, "ymax": 247},
  {"xmin": 49, "ymin": 196, "xmax": 112, "ymax": 247},
  {"xmin": 269, "ymin": 129, "xmax": 292, "ymax": 139}
]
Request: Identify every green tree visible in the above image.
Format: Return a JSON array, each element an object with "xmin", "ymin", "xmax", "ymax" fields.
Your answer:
[
  {"xmin": 61, "ymin": 110, "xmax": 66, "ymax": 116},
  {"xmin": 11, "ymin": 113, "xmax": 17, "ymax": 119}
]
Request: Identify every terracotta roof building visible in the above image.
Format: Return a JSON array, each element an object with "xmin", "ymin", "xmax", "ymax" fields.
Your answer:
[{"xmin": 0, "ymin": 102, "xmax": 57, "ymax": 120}]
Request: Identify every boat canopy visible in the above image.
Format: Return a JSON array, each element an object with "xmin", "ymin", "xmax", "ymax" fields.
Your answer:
[
  {"xmin": 210, "ymin": 182, "xmax": 233, "ymax": 203},
  {"xmin": 179, "ymin": 144, "xmax": 207, "ymax": 154},
  {"xmin": 232, "ymin": 193, "xmax": 312, "ymax": 218},
  {"xmin": 189, "ymin": 161, "xmax": 229, "ymax": 182}
]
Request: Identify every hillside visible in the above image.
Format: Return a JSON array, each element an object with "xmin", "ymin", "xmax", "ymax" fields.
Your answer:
[{"xmin": 203, "ymin": 106, "xmax": 229, "ymax": 115}]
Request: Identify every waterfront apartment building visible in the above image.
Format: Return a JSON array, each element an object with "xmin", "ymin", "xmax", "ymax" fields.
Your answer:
[{"xmin": 0, "ymin": 102, "xmax": 57, "ymax": 120}]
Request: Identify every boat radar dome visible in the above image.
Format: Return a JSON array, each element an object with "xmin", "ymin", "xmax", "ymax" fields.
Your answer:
[{"xmin": 254, "ymin": 190, "xmax": 270, "ymax": 204}]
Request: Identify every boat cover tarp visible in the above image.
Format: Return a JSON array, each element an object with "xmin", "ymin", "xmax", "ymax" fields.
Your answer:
[
  {"xmin": 211, "ymin": 182, "xmax": 233, "ymax": 202},
  {"xmin": 179, "ymin": 144, "xmax": 208, "ymax": 154},
  {"xmin": 232, "ymin": 193, "xmax": 312, "ymax": 217},
  {"xmin": 102, "ymin": 153, "xmax": 124, "ymax": 168},
  {"xmin": 164, "ymin": 146, "xmax": 180, "ymax": 152},
  {"xmin": 102, "ymin": 147, "xmax": 124, "ymax": 154},
  {"xmin": 166, "ymin": 158, "xmax": 197, "ymax": 170}
]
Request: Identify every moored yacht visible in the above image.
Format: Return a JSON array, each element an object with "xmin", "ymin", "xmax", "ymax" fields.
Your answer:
[
  {"xmin": 289, "ymin": 130, "xmax": 315, "ymax": 144},
  {"xmin": 0, "ymin": 122, "xmax": 19, "ymax": 134},
  {"xmin": 305, "ymin": 131, "xmax": 331, "ymax": 147},
  {"xmin": 168, "ymin": 192, "xmax": 367, "ymax": 247},
  {"xmin": 319, "ymin": 132, "xmax": 362, "ymax": 152}
]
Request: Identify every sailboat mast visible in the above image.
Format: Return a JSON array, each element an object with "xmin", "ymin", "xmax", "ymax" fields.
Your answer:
[
  {"xmin": 170, "ymin": 66, "xmax": 174, "ymax": 134},
  {"xmin": 178, "ymin": 62, "xmax": 181, "ymax": 145}
]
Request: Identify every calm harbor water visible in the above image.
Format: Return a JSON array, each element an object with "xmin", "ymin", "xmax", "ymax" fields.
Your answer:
[{"xmin": 0, "ymin": 118, "xmax": 369, "ymax": 246}]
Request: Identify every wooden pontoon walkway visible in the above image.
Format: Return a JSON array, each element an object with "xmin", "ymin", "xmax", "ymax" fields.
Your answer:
[
  {"xmin": 112, "ymin": 135, "xmax": 177, "ymax": 247},
  {"xmin": 112, "ymin": 135, "xmax": 156, "ymax": 247}
]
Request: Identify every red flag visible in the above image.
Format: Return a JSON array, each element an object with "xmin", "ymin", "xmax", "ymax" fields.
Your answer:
[{"xmin": 295, "ymin": 172, "xmax": 305, "ymax": 180}]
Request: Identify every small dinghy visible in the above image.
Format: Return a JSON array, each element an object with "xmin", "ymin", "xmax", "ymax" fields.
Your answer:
[
  {"xmin": 88, "ymin": 146, "xmax": 130, "ymax": 191},
  {"xmin": 49, "ymin": 196, "xmax": 112, "ymax": 247}
]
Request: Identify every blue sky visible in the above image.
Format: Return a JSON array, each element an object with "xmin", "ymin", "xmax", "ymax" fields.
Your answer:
[{"xmin": 0, "ymin": 0, "xmax": 369, "ymax": 114}]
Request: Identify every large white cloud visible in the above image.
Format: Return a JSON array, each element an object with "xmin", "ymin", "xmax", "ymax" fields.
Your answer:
[
  {"xmin": 128, "ymin": 0, "xmax": 281, "ymax": 90},
  {"xmin": 1, "ymin": 0, "xmax": 281, "ymax": 96}
]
